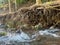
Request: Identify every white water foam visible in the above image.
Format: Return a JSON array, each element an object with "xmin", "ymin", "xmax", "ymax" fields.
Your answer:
[
  {"xmin": 39, "ymin": 29, "xmax": 60, "ymax": 37},
  {"xmin": 0, "ymin": 29, "xmax": 35, "ymax": 43},
  {"xmin": 0, "ymin": 28, "xmax": 60, "ymax": 43}
]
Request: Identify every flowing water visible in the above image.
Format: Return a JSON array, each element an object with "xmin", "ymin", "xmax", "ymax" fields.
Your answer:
[{"xmin": 0, "ymin": 24, "xmax": 60, "ymax": 45}]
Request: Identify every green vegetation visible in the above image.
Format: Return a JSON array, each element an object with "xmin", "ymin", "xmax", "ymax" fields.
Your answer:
[
  {"xmin": 6, "ymin": 20, "xmax": 21, "ymax": 28},
  {"xmin": 16, "ymin": 0, "xmax": 28, "ymax": 4},
  {"xmin": 42, "ymin": 0, "xmax": 55, "ymax": 3},
  {"xmin": 6, "ymin": 21, "xmax": 14, "ymax": 28},
  {"xmin": 42, "ymin": 0, "xmax": 50, "ymax": 3},
  {"xmin": 0, "ymin": 32, "xmax": 7, "ymax": 36},
  {"xmin": 0, "ymin": 4, "xmax": 3, "ymax": 8}
]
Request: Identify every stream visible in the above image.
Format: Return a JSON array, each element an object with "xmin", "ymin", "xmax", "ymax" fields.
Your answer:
[{"xmin": 0, "ymin": 24, "xmax": 60, "ymax": 45}]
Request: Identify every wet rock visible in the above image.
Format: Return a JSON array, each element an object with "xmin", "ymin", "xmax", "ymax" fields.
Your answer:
[
  {"xmin": 0, "ymin": 24, "xmax": 6, "ymax": 28},
  {"xmin": 16, "ymin": 30, "xmax": 21, "ymax": 33}
]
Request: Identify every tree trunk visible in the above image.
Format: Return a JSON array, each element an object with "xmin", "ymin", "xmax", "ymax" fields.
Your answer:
[
  {"xmin": 15, "ymin": 0, "xmax": 17, "ymax": 11},
  {"xmin": 36, "ymin": 0, "xmax": 42, "ymax": 5},
  {"xmin": 8, "ymin": 0, "xmax": 11, "ymax": 13}
]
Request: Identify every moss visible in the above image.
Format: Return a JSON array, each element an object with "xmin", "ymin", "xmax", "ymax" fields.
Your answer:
[{"xmin": 0, "ymin": 32, "xmax": 7, "ymax": 36}]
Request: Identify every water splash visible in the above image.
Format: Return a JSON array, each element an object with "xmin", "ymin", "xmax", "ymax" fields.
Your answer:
[
  {"xmin": 0, "ymin": 27, "xmax": 60, "ymax": 45},
  {"xmin": 39, "ymin": 29, "xmax": 60, "ymax": 37},
  {"xmin": 0, "ymin": 32, "xmax": 31, "ymax": 42}
]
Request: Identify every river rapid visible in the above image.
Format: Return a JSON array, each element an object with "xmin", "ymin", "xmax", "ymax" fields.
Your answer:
[{"xmin": 0, "ymin": 24, "xmax": 60, "ymax": 45}]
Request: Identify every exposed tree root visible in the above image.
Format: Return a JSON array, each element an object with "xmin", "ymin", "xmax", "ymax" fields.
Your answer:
[{"xmin": 0, "ymin": 1, "xmax": 60, "ymax": 29}]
